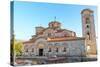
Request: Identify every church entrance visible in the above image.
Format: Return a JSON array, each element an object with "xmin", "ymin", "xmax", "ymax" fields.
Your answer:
[{"xmin": 39, "ymin": 49, "xmax": 43, "ymax": 56}]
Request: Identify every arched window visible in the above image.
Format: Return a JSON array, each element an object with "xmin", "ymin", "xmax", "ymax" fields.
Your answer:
[
  {"xmin": 32, "ymin": 48, "xmax": 34, "ymax": 52},
  {"xmin": 87, "ymin": 32, "xmax": 90, "ymax": 40},
  {"xmin": 63, "ymin": 47, "xmax": 66, "ymax": 52},
  {"xmin": 86, "ymin": 18, "xmax": 90, "ymax": 24},
  {"xmin": 87, "ymin": 32, "xmax": 90, "ymax": 35},
  {"xmin": 86, "ymin": 25, "xmax": 89, "ymax": 28},
  {"xmin": 56, "ymin": 48, "xmax": 58, "ymax": 52},
  {"xmin": 48, "ymin": 48, "xmax": 51, "ymax": 52},
  {"xmin": 26, "ymin": 48, "xmax": 28, "ymax": 52}
]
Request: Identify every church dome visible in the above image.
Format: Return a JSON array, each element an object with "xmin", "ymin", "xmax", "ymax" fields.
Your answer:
[{"xmin": 49, "ymin": 21, "xmax": 61, "ymax": 29}]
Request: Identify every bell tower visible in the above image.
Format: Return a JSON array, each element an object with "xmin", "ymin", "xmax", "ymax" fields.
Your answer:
[{"xmin": 81, "ymin": 9, "xmax": 97, "ymax": 55}]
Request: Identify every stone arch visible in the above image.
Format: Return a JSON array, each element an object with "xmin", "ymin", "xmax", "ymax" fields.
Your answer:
[
  {"xmin": 34, "ymin": 37, "xmax": 47, "ymax": 46},
  {"xmin": 34, "ymin": 37, "xmax": 48, "ymax": 56}
]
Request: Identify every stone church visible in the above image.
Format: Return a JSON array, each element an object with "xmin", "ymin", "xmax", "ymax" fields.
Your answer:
[{"xmin": 22, "ymin": 9, "xmax": 97, "ymax": 58}]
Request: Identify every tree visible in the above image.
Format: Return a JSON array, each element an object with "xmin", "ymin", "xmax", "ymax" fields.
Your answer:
[
  {"xmin": 14, "ymin": 41, "xmax": 23, "ymax": 56},
  {"xmin": 12, "ymin": 34, "xmax": 24, "ymax": 56}
]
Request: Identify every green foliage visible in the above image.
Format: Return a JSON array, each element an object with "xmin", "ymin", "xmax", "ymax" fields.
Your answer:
[
  {"xmin": 14, "ymin": 41, "xmax": 23, "ymax": 56},
  {"xmin": 13, "ymin": 34, "xmax": 24, "ymax": 56}
]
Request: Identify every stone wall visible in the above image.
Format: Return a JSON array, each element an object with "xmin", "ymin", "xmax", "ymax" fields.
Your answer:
[{"xmin": 23, "ymin": 38, "xmax": 86, "ymax": 57}]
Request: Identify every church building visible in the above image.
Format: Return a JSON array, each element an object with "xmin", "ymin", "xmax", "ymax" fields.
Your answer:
[{"xmin": 22, "ymin": 9, "xmax": 97, "ymax": 58}]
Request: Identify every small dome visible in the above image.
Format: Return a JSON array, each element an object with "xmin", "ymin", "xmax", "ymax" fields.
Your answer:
[
  {"xmin": 49, "ymin": 21, "xmax": 61, "ymax": 28},
  {"xmin": 49, "ymin": 21, "xmax": 61, "ymax": 24}
]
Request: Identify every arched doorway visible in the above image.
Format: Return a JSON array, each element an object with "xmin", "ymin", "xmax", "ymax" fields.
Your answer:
[
  {"xmin": 35, "ymin": 37, "xmax": 47, "ymax": 56},
  {"xmin": 37, "ymin": 43, "xmax": 45, "ymax": 56},
  {"xmin": 39, "ymin": 48, "xmax": 43, "ymax": 56}
]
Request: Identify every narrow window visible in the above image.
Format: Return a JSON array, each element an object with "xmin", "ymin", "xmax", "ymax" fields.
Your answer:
[
  {"xmin": 32, "ymin": 48, "xmax": 34, "ymax": 52},
  {"xmin": 56, "ymin": 48, "xmax": 58, "ymax": 52},
  {"xmin": 48, "ymin": 48, "xmax": 51, "ymax": 52},
  {"xmin": 87, "ymin": 32, "xmax": 90, "ymax": 40},
  {"xmin": 86, "ymin": 25, "xmax": 89, "ymax": 28},
  {"xmin": 86, "ymin": 18, "xmax": 90, "ymax": 24},
  {"xmin": 63, "ymin": 47, "xmax": 66, "ymax": 52},
  {"xmin": 87, "ymin": 32, "xmax": 89, "ymax": 35},
  {"xmin": 26, "ymin": 48, "xmax": 28, "ymax": 52}
]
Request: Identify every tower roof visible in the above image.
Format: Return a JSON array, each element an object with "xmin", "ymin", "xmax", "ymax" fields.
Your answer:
[{"xmin": 81, "ymin": 8, "xmax": 93, "ymax": 14}]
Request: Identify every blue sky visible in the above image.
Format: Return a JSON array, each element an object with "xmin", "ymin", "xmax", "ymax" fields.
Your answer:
[{"xmin": 12, "ymin": 1, "xmax": 97, "ymax": 40}]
